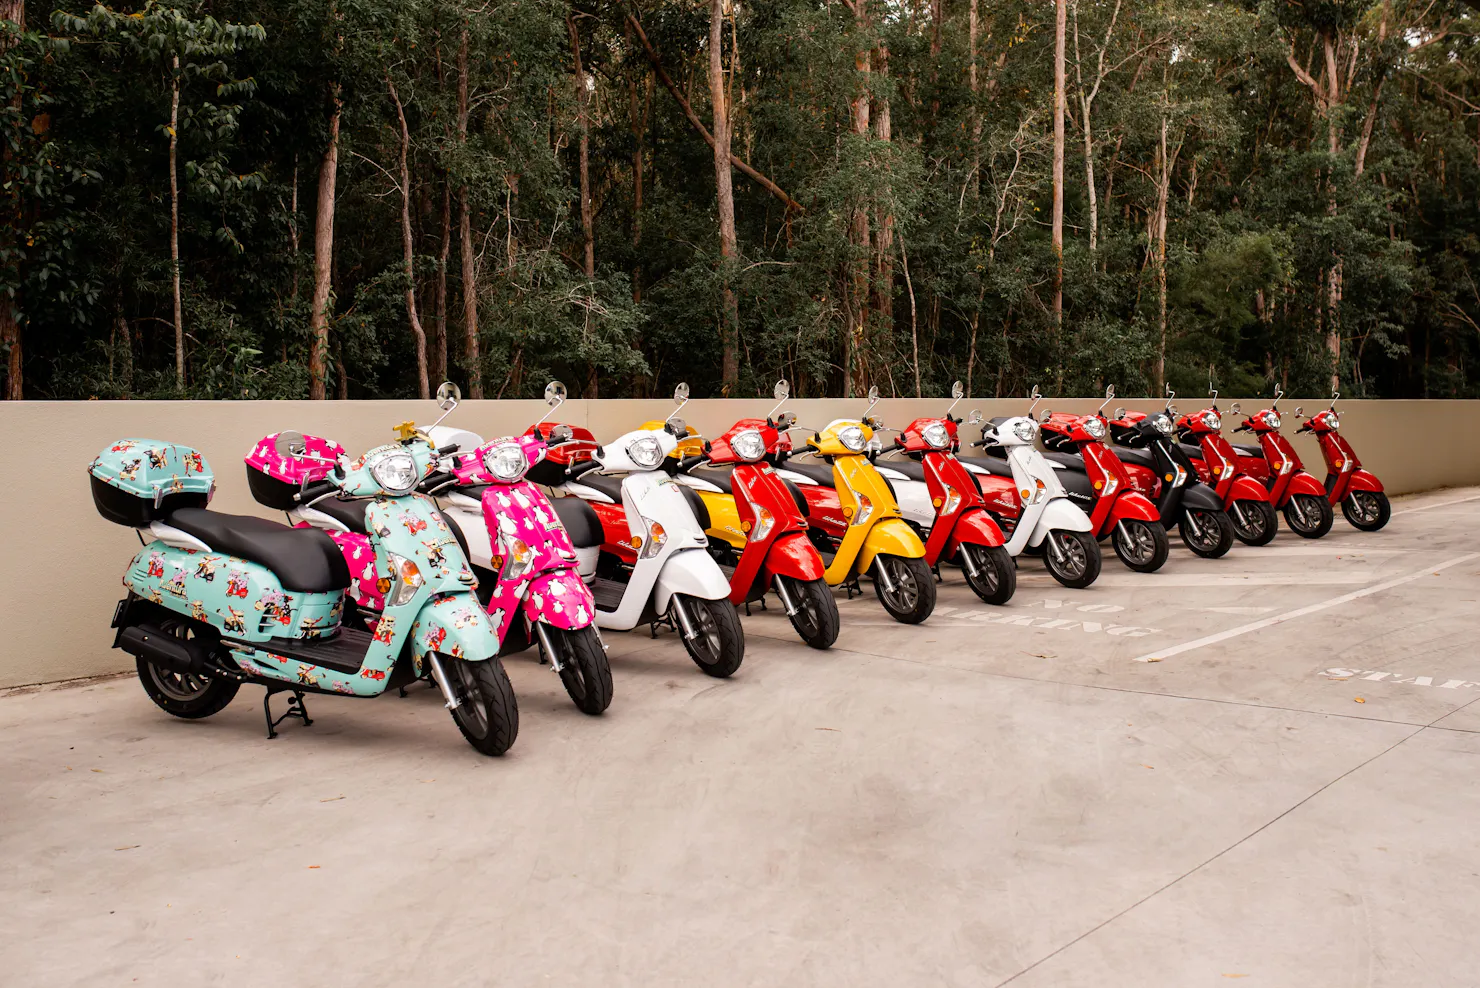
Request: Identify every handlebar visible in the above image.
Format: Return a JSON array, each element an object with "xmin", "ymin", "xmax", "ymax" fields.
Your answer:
[
  {"xmin": 435, "ymin": 443, "xmax": 460, "ymax": 457},
  {"xmin": 294, "ymin": 480, "xmax": 339, "ymax": 504},
  {"xmin": 421, "ymin": 471, "xmax": 459, "ymax": 494},
  {"xmin": 567, "ymin": 460, "xmax": 600, "ymax": 479},
  {"xmin": 676, "ymin": 454, "xmax": 708, "ymax": 472}
]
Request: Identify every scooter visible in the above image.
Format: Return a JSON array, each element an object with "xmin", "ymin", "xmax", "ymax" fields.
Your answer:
[
  {"xmin": 772, "ymin": 386, "xmax": 937, "ymax": 623},
  {"xmin": 553, "ymin": 384, "xmax": 747, "ymax": 677},
  {"xmin": 1229, "ymin": 386, "xmax": 1334, "ymax": 538},
  {"xmin": 870, "ymin": 381, "xmax": 1018, "ymax": 603},
  {"xmin": 95, "ymin": 426, "xmax": 520, "ymax": 755},
  {"xmin": 1174, "ymin": 389, "xmax": 1279, "ymax": 546},
  {"xmin": 1302, "ymin": 392, "xmax": 1390, "ymax": 531},
  {"xmin": 956, "ymin": 386, "xmax": 1102, "ymax": 589},
  {"xmin": 1037, "ymin": 386, "xmax": 1170, "ymax": 572},
  {"xmin": 672, "ymin": 380, "xmax": 841, "ymax": 648},
  {"xmin": 1105, "ymin": 388, "xmax": 1236, "ymax": 558}
]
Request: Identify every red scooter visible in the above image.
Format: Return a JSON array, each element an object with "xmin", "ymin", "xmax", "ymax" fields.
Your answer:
[
  {"xmin": 1229, "ymin": 387, "xmax": 1333, "ymax": 538},
  {"xmin": 1039, "ymin": 387, "xmax": 1169, "ymax": 572},
  {"xmin": 674, "ymin": 393, "xmax": 841, "ymax": 649},
  {"xmin": 1175, "ymin": 390, "xmax": 1279, "ymax": 546},
  {"xmin": 1302, "ymin": 392, "xmax": 1389, "ymax": 531},
  {"xmin": 874, "ymin": 382, "xmax": 1017, "ymax": 603}
]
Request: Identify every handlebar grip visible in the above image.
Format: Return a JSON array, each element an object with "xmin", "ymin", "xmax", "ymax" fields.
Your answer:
[
  {"xmin": 677, "ymin": 454, "xmax": 708, "ymax": 472},
  {"xmin": 567, "ymin": 460, "xmax": 600, "ymax": 479},
  {"xmin": 435, "ymin": 443, "xmax": 460, "ymax": 457},
  {"xmin": 294, "ymin": 481, "xmax": 339, "ymax": 504}
]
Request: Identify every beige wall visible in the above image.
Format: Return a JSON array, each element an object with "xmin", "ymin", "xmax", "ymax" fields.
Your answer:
[{"xmin": 3, "ymin": 397, "xmax": 1477, "ymax": 688}]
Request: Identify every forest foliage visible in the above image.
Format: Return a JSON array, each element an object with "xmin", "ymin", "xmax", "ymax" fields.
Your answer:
[{"xmin": 0, "ymin": 0, "xmax": 1476, "ymax": 401}]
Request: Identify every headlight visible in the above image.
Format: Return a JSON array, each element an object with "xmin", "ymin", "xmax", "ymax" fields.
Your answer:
[
  {"xmin": 838, "ymin": 425, "xmax": 867, "ymax": 452},
  {"xmin": 1013, "ymin": 419, "xmax": 1038, "ymax": 443},
  {"xmin": 497, "ymin": 536, "xmax": 537, "ymax": 582},
  {"xmin": 1083, "ymin": 416, "xmax": 1106, "ymax": 440},
  {"xmin": 922, "ymin": 421, "xmax": 951, "ymax": 449},
  {"xmin": 1326, "ymin": 411, "xmax": 1340, "ymax": 429},
  {"xmin": 368, "ymin": 449, "xmax": 419, "ymax": 495},
  {"xmin": 483, "ymin": 443, "xmax": 528, "ymax": 482},
  {"xmin": 731, "ymin": 430, "xmax": 766, "ymax": 462},
  {"xmin": 1203, "ymin": 411, "xmax": 1221, "ymax": 430},
  {"xmin": 627, "ymin": 436, "xmax": 664, "ymax": 469},
  {"xmin": 383, "ymin": 552, "xmax": 425, "ymax": 608},
  {"xmin": 1153, "ymin": 414, "xmax": 1174, "ymax": 436},
  {"xmin": 1266, "ymin": 411, "xmax": 1281, "ymax": 429}
]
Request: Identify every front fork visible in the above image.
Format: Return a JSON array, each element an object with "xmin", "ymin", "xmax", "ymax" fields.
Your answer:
[
  {"xmin": 426, "ymin": 652, "xmax": 462, "ymax": 710},
  {"xmin": 771, "ymin": 574, "xmax": 800, "ymax": 617},
  {"xmin": 670, "ymin": 595, "xmax": 702, "ymax": 642}
]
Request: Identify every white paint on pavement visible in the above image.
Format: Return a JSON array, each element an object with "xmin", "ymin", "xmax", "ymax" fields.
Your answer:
[{"xmin": 1398, "ymin": 492, "xmax": 1480, "ymax": 515}]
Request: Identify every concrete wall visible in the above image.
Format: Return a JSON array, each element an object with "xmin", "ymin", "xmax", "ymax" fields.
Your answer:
[{"xmin": 3, "ymin": 397, "xmax": 1477, "ymax": 688}]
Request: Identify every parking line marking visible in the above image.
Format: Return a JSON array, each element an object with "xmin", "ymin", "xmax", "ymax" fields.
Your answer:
[
  {"xmin": 1399, "ymin": 493, "xmax": 1480, "ymax": 515},
  {"xmin": 1019, "ymin": 572, "xmax": 1376, "ymax": 588},
  {"xmin": 1131, "ymin": 553, "xmax": 1480, "ymax": 663}
]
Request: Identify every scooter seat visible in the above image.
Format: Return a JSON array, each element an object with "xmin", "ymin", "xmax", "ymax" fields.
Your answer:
[
  {"xmin": 571, "ymin": 471, "xmax": 626, "ymax": 504},
  {"xmin": 548, "ymin": 495, "xmax": 603, "ymax": 548},
  {"xmin": 1179, "ymin": 443, "xmax": 1206, "ymax": 462},
  {"xmin": 778, "ymin": 460, "xmax": 838, "ymax": 487},
  {"xmin": 876, "ymin": 458, "xmax": 928, "ymax": 483},
  {"xmin": 165, "ymin": 508, "xmax": 352, "ymax": 593},
  {"xmin": 1232, "ymin": 443, "xmax": 1264, "ymax": 458},
  {"xmin": 1043, "ymin": 450, "xmax": 1085, "ymax": 470},
  {"xmin": 1111, "ymin": 446, "xmax": 1157, "ymax": 468},
  {"xmin": 956, "ymin": 455, "xmax": 1015, "ymax": 479},
  {"xmin": 690, "ymin": 466, "xmax": 809, "ymax": 518}
]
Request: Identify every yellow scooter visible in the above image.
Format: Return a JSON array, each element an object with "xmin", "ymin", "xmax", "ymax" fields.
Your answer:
[{"xmin": 771, "ymin": 386, "xmax": 936, "ymax": 624}]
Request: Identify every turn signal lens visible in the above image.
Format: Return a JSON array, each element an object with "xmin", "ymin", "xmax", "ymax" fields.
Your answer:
[
  {"xmin": 749, "ymin": 507, "xmax": 776, "ymax": 542},
  {"xmin": 941, "ymin": 486, "xmax": 962, "ymax": 516},
  {"xmin": 851, "ymin": 493, "xmax": 874, "ymax": 527},
  {"xmin": 384, "ymin": 552, "xmax": 425, "ymax": 608},
  {"xmin": 641, "ymin": 518, "xmax": 668, "ymax": 558}
]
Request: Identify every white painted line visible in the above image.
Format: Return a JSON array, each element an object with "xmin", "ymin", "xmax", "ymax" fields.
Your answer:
[
  {"xmin": 1399, "ymin": 493, "xmax": 1480, "ymax": 515},
  {"xmin": 1251, "ymin": 546, "xmax": 1400, "ymax": 556},
  {"xmin": 1131, "ymin": 552, "xmax": 1480, "ymax": 663},
  {"xmin": 1018, "ymin": 572, "xmax": 1376, "ymax": 588}
]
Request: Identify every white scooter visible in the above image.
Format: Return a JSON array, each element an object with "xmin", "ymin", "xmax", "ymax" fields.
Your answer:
[
  {"xmin": 554, "ymin": 384, "xmax": 746, "ymax": 678},
  {"xmin": 956, "ymin": 386, "xmax": 1102, "ymax": 589}
]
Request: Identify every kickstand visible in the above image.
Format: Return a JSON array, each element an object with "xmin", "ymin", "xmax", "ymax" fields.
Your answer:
[
  {"xmin": 263, "ymin": 688, "xmax": 313, "ymax": 740},
  {"xmin": 744, "ymin": 602, "xmax": 752, "ymax": 616}
]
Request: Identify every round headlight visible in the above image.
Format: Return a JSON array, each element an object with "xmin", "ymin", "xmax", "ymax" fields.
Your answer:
[
  {"xmin": 731, "ymin": 430, "xmax": 766, "ymax": 462},
  {"xmin": 1266, "ymin": 411, "xmax": 1281, "ymax": 429},
  {"xmin": 483, "ymin": 443, "xmax": 528, "ymax": 482},
  {"xmin": 628, "ymin": 436, "xmax": 664, "ymax": 469},
  {"xmin": 1083, "ymin": 416, "xmax": 1106, "ymax": 440},
  {"xmin": 838, "ymin": 425, "xmax": 867, "ymax": 452},
  {"xmin": 1013, "ymin": 419, "xmax": 1039, "ymax": 443},
  {"xmin": 1203, "ymin": 410, "xmax": 1221, "ymax": 430},
  {"xmin": 921, "ymin": 421, "xmax": 951, "ymax": 449},
  {"xmin": 1153, "ymin": 413, "xmax": 1174, "ymax": 435},
  {"xmin": 368, "ymin": 449, "xmax": 419, "ymax": 495},
  {"xmin": 1326, "ymin": 411, "xmax": 1339, "ymax": 429}
]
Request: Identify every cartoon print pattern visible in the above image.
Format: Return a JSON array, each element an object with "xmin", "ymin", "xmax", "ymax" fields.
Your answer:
[
  {"xmin": 90, "ymin": 439, "xmax": 214, "ymax": 504},
  {"xmin": 244, "ymin": 432, "xmax": 347, "ymax": 485}
]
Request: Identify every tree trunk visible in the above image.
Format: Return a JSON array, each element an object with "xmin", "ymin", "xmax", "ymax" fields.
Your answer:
[
  {"xmin": 569, "ymin": 13, "xmax": 598, "ymax": 398},
  {"xmin": 708, "ymin": 0, "xmax": 740, "ymax": 393},
  {"xmin": 434, "ymin": 177, "xmax": 450, "ymax": 385},
  {"xmin": 848, "ymin": 2, "xmax": 871, "ymax": 398},
  {"xmin": 309, "ymin": 92, "xmax": 341, "ymax": 400},
  {"xmin": 388, "ymin": 75, "xmax": 429, "ymax": 400},
  {"xmin": 872, "ymin": 44, "xmax": 894, "ymax": 341},
  {"xmin": 1052, "ymin": 0, "xmax": 1067, "ymax": 337},
  {"xmin": 169, "ymin": 55, "xmax": 184, "ymax": 391},
  {"xmin": 628, "ymin": 20, "xmax": 649, "ymax": 303},
  {"xmin": 0, "ymin": 0, "xmax": 23, "ymax": 399},
  {"xmin": 1152, "ymin": 113, "xmax": 1170, "ymax": 392},
  {"xmin": 456, "ymin": 25, "xmax": 482, "ymax": 398}
]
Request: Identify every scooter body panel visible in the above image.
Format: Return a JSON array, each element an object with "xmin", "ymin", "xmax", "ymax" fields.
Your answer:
[
  {"xmin": 764, "ymin": 531, "xmax": 827, "ymax": 581},
  {"xmin": 937, "ymin": 507, "xmax": 1006, "ymax": 563},
  {"xmin": 724, "ymin": 464, "xmax": 818, "ymax": 602},
  {"xmin": 1104, "ymin": 490, "xmax": 1162, "ymax": 526},
  {"xmin": 653, "ymin": 548, "xmax": 735, "ymax": 615},
  {"xmin": 479, "ymin": 479, "xmax": 596, "ymax": 641},
  {"xmin": 1024, "ymin": 496, "xmax": 1096, "ymax": 548},
  {"xmin": 1224, "ymin": 474, "xmax": 1272, "ymax": 508},
  {"xmin": 817, "ymin": 455, "xmax": 925, "ymax": 584}
]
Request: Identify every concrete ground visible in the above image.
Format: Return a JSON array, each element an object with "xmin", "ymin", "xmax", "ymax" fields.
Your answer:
[{"xmin": 4, "ymin": 488, "xmax": 1480, "ymax": 987}]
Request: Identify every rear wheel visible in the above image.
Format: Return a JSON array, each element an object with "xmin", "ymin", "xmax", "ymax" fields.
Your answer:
[
  {"xmin": 674, "ymin": 594, "xmax": 745, "ymax": 678},
  {"xmin": 780, "ymin": 576, "xmax": 840, "ymax": 649},
  {"xmin": 960, "ymin": 543, "xmax": 1016, "ymax": 604},
  {"xmin": 445, "ymin": 655, "xmax": 519, "ymax": 756},
  {"xmin": 871, "ymin": 554, "xmax": 937, "ymax": 623},
  {"xmin": 1342, "ymin": 490, "xmax": 1390, "ymax": 531},
  {"xmin": 547, "ymin": 625, "xmax": 613, "ymax": 715},
  {"xmin": 1284, "ymin": 493, "xmax": 1334, "ymax": 538},
  {"xmin": 1179, "ymin": 509, "xmax": 1234, "ymax": 558},
  {"xmin": 1230, "ymin": 498, "xmax": 1278, "ymax": 546},
  {"xmin": 1111, "ymin": 519, "xmax": 1169, "ymax": 573},
  {"xmin": 135, "ymin": 619, "xmax": 238, "ymax": 719},
  {"xmin": 1043, "ymin": 530, "xmax": 1102, "ymax": 589}
]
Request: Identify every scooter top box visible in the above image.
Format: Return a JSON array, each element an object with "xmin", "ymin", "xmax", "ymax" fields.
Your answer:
[{"xmin": 90, "ymin": 439, "xmax": 214, "ymax": 527}]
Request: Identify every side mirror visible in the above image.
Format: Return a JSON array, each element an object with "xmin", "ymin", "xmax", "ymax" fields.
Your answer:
[
  {"xmin": 1113, "ymin": 407, "xmax": 1125, "ymax": 420},
  {"xmin": 968, "ymin": 410, "xmax": 983, "ymax": 425},
  {"xmin": 1029, "ymin": 385, "xmax": 1041, "ymax": 400},
  {"xmin": 1294, "ymin": 406, "xmax": 1304, "ymax": 418},
  {"xmin": 1229, "ymin": 402, "xmax": 1241, "ymax": 415},
  {"xmin": 665, "ymin": 418, "xmax": 688, "ymax": 437},
  {"xmin": 776, "ymin": 411, "xmax": 797, "ymax": 429},
  {"xmin": 674, "ymin": 382, "xmax": 690, "ymax": 403},
  {"xmin": 867, "ymin": 385, "xmax": 880, "ymax": 403},
  {"xmin": 774, "ymin": 379, "xmax": 790, "ymax": 401},
  {"xmin": 1165, "ymin": 383, "xmax": 1176, "ymax": 399},
  {"xmin": 951, "ymin": 380, "xmax": 965, "ymax": 399},
  {"xmin": 544, "ymin": 381, "xmax": 567, "ymax": 406},
  {"xmin": 1105, "ymin": 384, "xmax": 1115, "ymax": 399},
  {"xmin": 275, "ymin": 430, "xmax": 308, "ymax": 458},
  {"xmin": 864, "ymin": 415, "xmax": 885, "ymax": 430},
  {"xmin": 436, "ymin": 381, "xmax": 461, "ymax": 410},
  {"xmin": 548, "ymin": 423, "xmax": 573, "ymax": 441},
  {"xmin": 1040, "ymin": 409, "xmax": 1053, "ymax": 422}
]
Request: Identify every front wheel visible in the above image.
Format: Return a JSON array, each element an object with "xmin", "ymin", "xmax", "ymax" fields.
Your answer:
[
  {"xmin": 1342, "ymin": 490, "xmax": 1390, "ymax": 531},
  {"xmin": 546, "ymin": 625, "xmax": 613, "ymax": 715},
  {"xmin": 673, "ymin": 594, "xmax": 745, "ymax": 678},
  {"xmin": 960, "ymin": 543, "xmax": 1017, "ymax": 604},
  {"xmin": 1111, "ymin": 519, "xmax": 1169, "ymax": 573},
  {"xmin": 1230, "ymin": 498, "xmax": 1278, "ymax": 546},
  {"xmin": 135, "ymin": 619, "xmax": 238, "ymax": 719},
  {"xmin": 1042, "ymin": 530, "xmax": 1102, "ymax": 588},
  {"xmin": 1284, "ymin": 493, "xmax": 1334, "ymax": 538},
  {"xmin": 444, "ymin": 655, "xmax": 520, "ymax": 756},
  {"xmin": 1179, "ymin": 509, "xmax": 1234, "ymax": 558},
  {"xmin": 779, "ymin": 576, "xmax": 840, "ymax": 649},
  {"xmin": 871, "ymin": 554, "xmax": 937, "ymax": 623}
]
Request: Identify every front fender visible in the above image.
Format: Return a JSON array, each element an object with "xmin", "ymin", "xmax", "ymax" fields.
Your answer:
[
  {"xmin": 1345, "ymin": 469, "xmax": 1384, "ymax": 494},
  {"xmin": 1106, "ymin": 491, "xmax": 1162, "ymax": 524},
  {"xmin": 1179, "ymin": 482, "xmax": 1226, "ymax": 513},
  {"xmin": 856, "ymin": 517, "xmax": 927, "ymax": 574},
  {"xmin": 409, "ymin": 593, "xmax": 502, "ymax": 675},
  {"xmin": 653, "ymin": 547, "xmax": 733, "ymax": 613},
  {"xmin": 520, "ymin": 569, "xmax": 595, "ymax": 631},
  {"xmin": 765, "ymin": 532, "xmax": 827, "ymax": 581},
  {"xmin": 1285, "ymin": 471, "xmax": 1329, "ymax": 498},
  {"xmin": 1226, "ymin": 474, "xmax": 1272, "ymax": 504},
  {"xmin": 1027, "ymin": 498, "xmax": 1094, "ymax": 546},
  {"xmin": 946, "ymin": 507, "xmax": 1007, "ymax": 549}
]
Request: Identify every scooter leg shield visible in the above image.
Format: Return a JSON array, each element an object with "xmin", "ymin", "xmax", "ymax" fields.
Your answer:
[
  {"xmin": 520, "ymin": 570, "xmax": 597, "ymax": 630},
  {"xmin": 653, "ymin": 548, "xmax": 734, "ymax": 614},
  {"xmin": 1026, "ymin": 499, "xmax": 1095, "ymax": 547},
  {"xmin": 856, "ymin": 518, "xmax": 928, "ymax": 574},
  {"xmin": 408, "ymin": 594, "xmax": 503, "ymax": 675}
]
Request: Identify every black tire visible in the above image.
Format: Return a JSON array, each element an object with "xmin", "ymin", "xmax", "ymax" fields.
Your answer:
[
  {"xmin": 780, "ymin": 576, "xmax": 840, "ymax": 649},
  {"xmin": 1178, "ymin": 508, "xmax": 1235, "ymax": 558},
  {"xmin": 1042, "ymin": 530, "xmax": 1102, "ymax": 589},
  {"xmin": 548, "ymin": 625, "xmax": 613, "ymax": 715},
  {"xmin": 444, "ymin": 655, "xmax": 519, "ymax": 756},
  {"xmin": 960, "ymin": 543, "xmax": 1017, "ymax": 604},
  {"xmin": 1111, "ymin": 519, "xmax": 1170, "ymax": 573},
  {"xmin": 871, "ymin": 554, "xmax": 938, "ymax": 623},
  {"xmin": 1342, "ymin": 490, "xmax": 1390, "ymax": 531},
  {"xmin": 1284, "ymin": 493, "xmax": 1334, "ymax": 539},
  {"xmin": 674, "ymin": 594, "xmax": 745, "ymax": 678},
  {"xmin": 135, "ymin": 619, "xmax": 238, "ymax": 719},
  {"xmin": 1230, "ymin": 498, "xmax": 1278, "ymax": 546}
]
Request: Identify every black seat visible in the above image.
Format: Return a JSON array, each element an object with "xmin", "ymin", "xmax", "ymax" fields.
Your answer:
[
  {"xmin": 956, "ymin": 455, "xmax": 1015, "ymax": 478},
  {"xmin": 779, "ymin": 459, "xmax": 837, "ymax": 487},
  {"xmin": 1232, "ymin": 443, "xmax": 1264, "ymax": 458},
  {"xmin": 571, "ymin": 471, "xmax": 626, "ymax": 504},
  {"xmin": 1178, "ymin": 442, "xmax": 1206, "ymax": 462},
  {"xmin": 549, "ymin": 495, "xmax": 603, "ymax": 548},
  {"xmin": 166, "ymin": 508, "xmax": 352, "ymax": 593},
  {"xmin": 312, "ymin": 496, "xmax": 369, "ymax": 532},
  {"xmin": 1111, "ymin": 446, "xmax": 1157, "ymax": 468},
  {"xmin": 1043, "ymin": 450, "xmax": 1086, "ymax": 470},
  {"xmin": 876, "ymin": 458, "xmax": 927, "ymax": 483}
]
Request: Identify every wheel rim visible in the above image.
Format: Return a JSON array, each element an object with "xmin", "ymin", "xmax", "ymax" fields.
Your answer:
[
  {"xmin": 786, "ymin": 578, "xmax": 822, "ymax": 637},
  {"xmin": 449, "ymin": 660, "xmax": 489, "ymax": 738},
  {"xmin": 1231, "ymin": 502, "xmax": 1265, "ymax": 539},
  {"xmin": 681, "ymin": 599, "xmax": 723, "ymax": 665},
  {"xmin": 965, "ymin": 545, "xmax": 998, "ymax": 593},
  {"xmin": 1185, "ymin": 511, "xmax": 1221, "ymax": 551},
  {"xmin": 552, "ymin": 631, "xmax": 588, "ymax": 702},
  {"xmin": 1052, "ymin": 533, "xmax": 1087, "ymax": 579},
  {"xmin": 148, "ymin": 620, "xmax": 213, "ymax": 701},
  {"xmin": 1115, "ymin": 522, "xmax": 1155, "ymax": 565},
  {"xmin": 878, "ymin": 557, "xmax": 919, "ymax": 611},
  {"xmin": 1349, "ymin": 492, "xmax": 1379, "ymax": 524}
]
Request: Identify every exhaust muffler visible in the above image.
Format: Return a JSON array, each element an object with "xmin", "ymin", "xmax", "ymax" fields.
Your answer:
[{"xmin": 116, "ymin": 623, "xmax": 212, "ymax": 675}]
